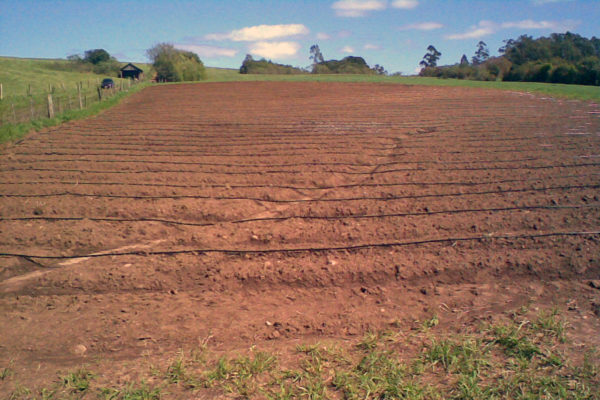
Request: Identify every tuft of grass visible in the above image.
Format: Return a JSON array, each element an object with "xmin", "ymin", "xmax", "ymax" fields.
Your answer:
[
  {"xmin": 62, "ymin": 367, "xmax": 95, "ymax": 393},
  {"xmin": 1, "ymin": 360, "xmax": 13, "ymax": 380},
  {"xmin": 100, "ymin": 381, "xmax": 162, "ymax": 400},
  {"xmin": 533, "ymin": 307, "xmax": 568, "ymax": 343},
  {"xmin": 491, "ymin": 322, "xmax": 542, "ymax": 361}
]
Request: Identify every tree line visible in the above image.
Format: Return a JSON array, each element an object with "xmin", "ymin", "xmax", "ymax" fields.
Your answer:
[
  {"xmin": 420, "ymin": 32, "xmax": 600, "ymax": 86},
  {"xmin": 240, "ymin": 45, "xmax": 387, "ymax": 75}
]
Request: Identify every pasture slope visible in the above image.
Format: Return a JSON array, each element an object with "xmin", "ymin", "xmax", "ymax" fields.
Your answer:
[{"xmin": 1, "ymin": 82, "xmax": 600, "ymax": 398}]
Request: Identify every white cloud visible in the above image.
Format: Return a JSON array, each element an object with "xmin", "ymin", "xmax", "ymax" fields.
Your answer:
[
  {"xmin": 391, "ymin": 0, "xmax": 419, "ymax": 9},
  {"xmin": 532, "ymin": 0, "xmax": 573, "ymax": 4},
  {"xmin": 332, "ymin": 0, "xmax": 386, "ymax": 17},
  {"xmin": 249, "ymin": 41, "xmax": 301, "ymax": 59},
  {"xmin": 398, "ymin": 22, "xmax": 443, "ymax": 31},
  {"xmin": 501, "ymin": 19, "xmax": 579, "ymax": 31},
  {"xmin": 175, "ymin": 44, "xmax": 238, "ymax": 58},
  {"xmin": 341, "ymin": 45, "xmax": 355, "ymax": 53},
  {"xmin": 445, "ymin": 19, "xmax": 577, "ymax": 40},
  {"xmin": 364, "ymin": 43, "xmax": 381, "ymax": 50},
  {"xmin": 205, "ymin": 24, "xmax": 309, "ymax": 42},
  {"xmin": 316, "ymin": 32, "xmax": 331, "ymax": 40}
]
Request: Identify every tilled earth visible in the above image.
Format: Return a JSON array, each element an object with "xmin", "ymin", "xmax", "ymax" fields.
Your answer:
[{"xmin": 1, "ymin": 82, "xmax": 600, "ymax": 390}]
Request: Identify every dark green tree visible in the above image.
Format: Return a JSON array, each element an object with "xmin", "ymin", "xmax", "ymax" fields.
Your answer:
[
  {"xmin": 472, "ymin": 41, "xmax": 490, "ymax": 65},
  {"xmin": 372, "ymin": 64, "xmax": 387, "ymax": 75},
  {"xmin": 419, "ymin": 45, "xmax": 441, "ymax": 68},
  {"xmin": 309, "ymin": 44, "xmax": 324, "ymax": 64},
  {"xmin": 84, "ymin": 49, "xmax": 111, "ymax": 65},
  {"xmin": 146, "ymin": 43, "xmax": 205, "ymax": 82},
  {"xmin": 460, "ymin": 54, "xmax": 469, "ymax": 65}
]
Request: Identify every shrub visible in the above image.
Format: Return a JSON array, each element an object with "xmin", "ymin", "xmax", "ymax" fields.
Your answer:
[{"xmin": 146, "ymin": 43, "xmax": 205, "ymax": 82}]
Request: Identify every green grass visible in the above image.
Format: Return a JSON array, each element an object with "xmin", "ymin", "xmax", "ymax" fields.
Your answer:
[
  {"xmin": 205, "ymin": 67, "xmax": 600, "ymax": 101},
  {"xmin": 0, "ymin": 56, "xmax": 151, "ymax": 98},
  {"xmin": 0, "ymin": 56, "xmax": 151, "ymax": 145},
  {"xmin": 0, "ymin": 81, "xmax": 149, "ymax": 144},
  {"xmin": 5, "ymin": 308, "xmax": 598, "ymax": 399}
]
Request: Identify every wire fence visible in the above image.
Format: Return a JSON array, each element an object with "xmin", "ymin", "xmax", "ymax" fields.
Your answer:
[{"xmin": 0, "ymin": 79, "xmax": 142, "ymax": 126}]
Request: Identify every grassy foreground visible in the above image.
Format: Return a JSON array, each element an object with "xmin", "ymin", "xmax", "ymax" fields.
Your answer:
[
  {"xmin": 3, "ymin": 307, "xmax": 598, "ymax": 399},
  {"xmin": 205, "ymin": 68, "xmax": 600, "ymax": 102}
]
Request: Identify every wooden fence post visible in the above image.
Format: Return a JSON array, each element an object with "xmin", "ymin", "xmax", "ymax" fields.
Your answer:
[
  {"xmin": 11, "ymin": 103, "xmax": 16, "ymax": 123},
  {"xmin": 27, "ymin": 84, "xmax": 31, "ymax": 96},
  {"xmin": 77, "ymin": 83, "xmax": 83, "ymax": 109},
  {"xmin": 47, "ymin": 94, "xmax": 54, "ymax": 118},
  {"xmin": 97, "ymin": 87, "xmax": 102, "ymax": 101},
  {"xmin": 0, "ymin": 83, "xmax": 3, "ymax": 100},
  {"xmin": 30, "ymin": 97, "xmax": 35, "ymax": 119}
]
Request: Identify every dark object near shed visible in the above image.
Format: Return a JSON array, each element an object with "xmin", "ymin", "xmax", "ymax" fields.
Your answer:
[
  {"xmin": 100, "ymin": 78, "xmax": 114, "ymax": 89},
  {"xmin": 120, "ymin": 63, "xmax": 144, "ymax": 80}
]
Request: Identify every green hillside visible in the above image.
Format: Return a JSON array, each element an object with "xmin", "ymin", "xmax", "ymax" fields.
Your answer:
[{"xmin": 0, "ymin": 56, "xmax": 151, "ymax": 99}]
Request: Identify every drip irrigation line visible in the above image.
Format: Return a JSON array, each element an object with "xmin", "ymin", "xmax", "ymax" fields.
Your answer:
[
  {"xmin": 399, "ymin": 133, "xmax": 590, "ymax": 144},
  {"xmin": 29, "ymin": 131, "xmax": 392, "ymax": 141},
  {"xmin": 0, "ymin": 157, "xmax": 543, "ymax": 167},
  {"xmin": 2, "ymin": 173, "xmax": 597, "ymax": 191},
  {"xmin": 7, "ymin": 146, "xmax": 582, "ymax": 159},
  {"xmin": 2, "ymin": 231, "xmax": 598, "ymax": 260},
  {"xmin": 1, "ymin": 184, "xmax": 598, "ymax": 202},
  {"xmin": 22, "ymin": 140, "xmax": 390, "ymax": 150},
  {"xmin": 31, "ymin": 133, "xmax": 580, "ymax": 145},
  {"xmin": 3, "ymin": 162, "xmax": 599, "ymax": 176},
  {"xmin": 2, "ymin": 204, "xmax": 598, "ymax": 227},
  {"xmin": 8, "ymin": 150, "xmax": 388, "ymax": 159}
]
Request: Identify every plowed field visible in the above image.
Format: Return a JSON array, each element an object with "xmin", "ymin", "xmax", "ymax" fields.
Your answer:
[{"xmin": 1, "ymin": 82, "xmax": 600, "ymax": 392}]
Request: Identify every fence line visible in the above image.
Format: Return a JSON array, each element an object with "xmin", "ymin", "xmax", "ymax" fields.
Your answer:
[{"xmin": 0, "ymin": 79, "xmax": 142, "ymax": 127}]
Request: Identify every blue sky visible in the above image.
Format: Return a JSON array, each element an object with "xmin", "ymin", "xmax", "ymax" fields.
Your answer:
[{"xmin": 1, "ymin": 0, "xmax": 598, "ymax": 74}]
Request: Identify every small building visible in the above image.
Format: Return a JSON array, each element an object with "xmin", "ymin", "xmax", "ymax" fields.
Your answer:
[{"xmin": 120, "ymin": 63, "xmax": 144, "ymax": 80}]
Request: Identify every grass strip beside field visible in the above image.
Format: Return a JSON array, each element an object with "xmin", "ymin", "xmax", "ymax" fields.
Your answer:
[
  {"xmin": 205, "ymin": 68, "xmax": 600, "ymax": 102},
  {"xmin": 3, "ymin": 307, "xmax": 598, "ymax": 399},
  {"xmin": 0, "ymin": 83, "xmax": 150, "ymax": 145}
]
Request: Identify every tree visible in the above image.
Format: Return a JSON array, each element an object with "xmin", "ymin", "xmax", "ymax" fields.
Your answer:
[
  {"xmin": 240, "ymin": 54, "xmax": 253, "ymax": 74},
  {"xmin": 309, "ymin": 44, "xmax": 324, "ymax": 64},
  {"xmin": 146, "ymin": 43, "xmax": 205, "ymax": 82},
  {"xmin": 84, "ymin": 49, "xmax": 111, "ymax": 65},
  {"xmin": 419, "ymin": 45, "xmax": 441, "ymax": 68},
  {"xmin": 372, "ymin": 64, "xmax": 387, "ymax": 75},
  {"xmin": 472, "ymin": 41, "xmax": 490, "ymax": 65},
  {"xmin": 460, "ymin": 54, "xmax": 469, "ymax": 65}
]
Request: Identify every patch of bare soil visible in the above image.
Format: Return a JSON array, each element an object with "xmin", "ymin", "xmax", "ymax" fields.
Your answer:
[{"xmin": 1, "ymin": 82, "xmax": 599, "ymax": 394}]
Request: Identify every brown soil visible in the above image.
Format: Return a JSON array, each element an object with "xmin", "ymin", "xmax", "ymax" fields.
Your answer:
[{"xmin": 1, "ymin": 82, "xmax": 600, "ymax": 391}]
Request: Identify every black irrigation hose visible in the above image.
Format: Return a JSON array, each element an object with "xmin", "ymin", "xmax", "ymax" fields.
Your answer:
[
  {"xmin": 28, "ymin": 133, "xmax": 580, "ymax": 145},
  {"xmin": 3, "ymin": 162, "xmax": 599, "ymax": 176},
  {"xmin": 6, "ymin": 146, "xmax": 582, "ymax": 158},
  {"xmin": 2, "ymin": 204, "xmax": 598, "ymax": 227},
  {"xmin": 0, "ymin": 157, "xmax": 543, "ymax": 167},
  {"xmin": 2, "ymin": 231, "xmax": 598, "ymax": 260},
  {"xmin": 2, "ymin": 173, "xmax": 597, "ymax": 190},
  {"xmin": 2, "ymin": 184, "xmax": 598, "ymax": 202},
  {"xmin": 7, "ymin": 150, "xmax": 389, "ymax": 159},
  {"xmin": 19, "ymin": 140, "xmax": 391, "ymax": 150}
]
